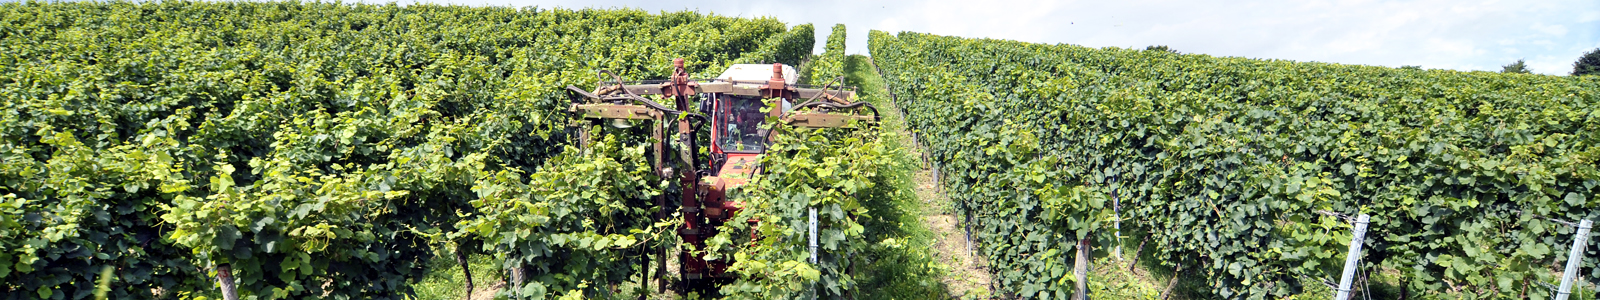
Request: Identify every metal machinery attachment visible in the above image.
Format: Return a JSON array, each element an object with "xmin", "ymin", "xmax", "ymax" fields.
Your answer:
[{"xmin": 566, "ymin": 59, "xmax": 879, "ymax": 294}]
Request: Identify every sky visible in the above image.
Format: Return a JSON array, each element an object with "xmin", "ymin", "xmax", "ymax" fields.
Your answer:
[{"xmin": 351, "ymin": 1, "xmax": 1589, "ymax": 75}]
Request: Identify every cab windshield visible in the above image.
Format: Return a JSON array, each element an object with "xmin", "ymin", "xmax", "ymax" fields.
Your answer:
[{"xmin": 716, "ymin": 96, "xmax": 768, "ymax": 153}]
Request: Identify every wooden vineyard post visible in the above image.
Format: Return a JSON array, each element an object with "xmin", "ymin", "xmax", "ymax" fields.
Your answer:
[
  {"xmin": 1073, "ymin": 237, "xmax": 1091, "ymax": 300},
  {"xmin": 632, "ymin": 247, "xmax": 643, "ymax": 300},
  {"xmin": 1554, "ymin": 219, "xmax": 1592, "ymax": 300},
  {"xmin": 652, "ymin": 117, "xmax": 668, "ymax": 294},
  {"xmin": 1334, "ymin": 214, "xmax": 1370, "ymax": 300},
  {"xmin": 509, "ymin": 264, "xmax": 526, "ymax": 298},
  {"xmin": 217, "ymin": 264, "xmax": 240, "ymax": 300},
  {"xmin": 578, "ymin": 123, "xmax": 591, "ymax": 148}
]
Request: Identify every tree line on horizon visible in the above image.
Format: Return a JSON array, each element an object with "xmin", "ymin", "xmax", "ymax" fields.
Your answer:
[
  {"xmin": 1145, "ymin": 45, "xmax": 1600, "ymax": 76},
  {"xmin": 1502, "ymin": 47, "xmax": 1600, "ymax": 75}
]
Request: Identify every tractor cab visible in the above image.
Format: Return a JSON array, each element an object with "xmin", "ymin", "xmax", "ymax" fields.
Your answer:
[{"xmin": 706, "ymin": 64, "xmax": 798, "ymax": 180}]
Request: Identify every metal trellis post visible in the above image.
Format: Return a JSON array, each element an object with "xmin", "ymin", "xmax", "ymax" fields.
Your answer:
[
  {"xmin": 1113, "ymin": 186, "xmax": 1121, "ymax": 260},
  {"xmin": 1334, "ymin": 214, "xmax": 1370, "ymax": 300},
  {"xmin": 809, "ymin": 207, "xmax": 819, "ymax": 300},
  {"xmin": 217, "ymin": 264, "xmax": 240, "ymax": 300},
  {"xmin": 1555, "ymin": 219, "xmax": 1592, "ymax": 300},
  {"xmin": 809, "ymin": 207, "xmax": 819, "ymax": 264}
]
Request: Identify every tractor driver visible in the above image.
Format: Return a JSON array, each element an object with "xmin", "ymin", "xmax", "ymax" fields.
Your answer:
[{"xmin": 717, "ymin": 96, "xmax": 787, "ymax": 152}]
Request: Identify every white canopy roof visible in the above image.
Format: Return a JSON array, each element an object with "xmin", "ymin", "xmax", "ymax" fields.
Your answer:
[{"xmin": 716, "ymin": 64, "xmax": 797, "ymax": 85}]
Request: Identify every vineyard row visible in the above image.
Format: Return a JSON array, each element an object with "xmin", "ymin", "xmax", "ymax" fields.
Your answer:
[{"xmin": 870, "ymin": 30, "xmax": 1599, "ymax": 299}]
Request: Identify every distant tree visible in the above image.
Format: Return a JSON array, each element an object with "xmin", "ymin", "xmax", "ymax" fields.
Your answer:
[
  {"xmin": 1501, "ymin": 59, "xmax": 1531, "ymax": 74},
  {"xmin": 1400, "ymin": 65, "xmax": 1423, "ymax": 70},
  {"xmin": 1145, "ymin": 45, "xmax": 1176, "ymax": 53},
  {"xmin": 1574, "ymin": 48, "xmax": 1600, "ymax": 76}
]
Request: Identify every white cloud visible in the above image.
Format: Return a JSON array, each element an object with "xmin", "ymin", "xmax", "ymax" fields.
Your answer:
[
  {"xmin": 1581, "ymin": 11, "xmax": 1600, "ymax": 22},
  {"xmin": 1529, "ymin": 54, "xmax": 1572, "ymax": 75},
  {"xmin": 1532, "ymin": 23, "xmax": 1569, "ymax": 36}
]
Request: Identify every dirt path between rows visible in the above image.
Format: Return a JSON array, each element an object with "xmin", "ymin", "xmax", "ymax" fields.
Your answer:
[{"xmin": 864, "ymin": 57, "xmax": 996, "ymax": 300}]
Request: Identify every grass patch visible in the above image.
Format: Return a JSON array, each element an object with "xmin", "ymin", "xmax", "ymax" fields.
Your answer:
[
  {"xmin": 844, "ymin": 54, "xmax": 954, "ymax": 300},
  {"xmin": 411, "ymin": 254, "xmax": 503, "ymax": 300}
]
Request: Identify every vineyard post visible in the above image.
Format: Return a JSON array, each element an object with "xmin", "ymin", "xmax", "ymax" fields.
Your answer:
[
  {"xmin": 579, "ymin": 123, "xmax": 591, "ymax": 148},
  {"xmin": 1113, "ymin": 186, "xmax": 1121, "ymax": 260},
  {"xmin": 1334, "ymin": 214, "xmax": 1370, "ymax": 300},
  {"xmin": 809, "ymin": 206, "xmax": 819, "ymax": 300},
  {"xmin": 964, "ymin": 212, "xmax": 974, "ymax": 255},
  {"xmin": 217, "ymin": 264, "xmax": 240, "ymax": 300},
  {"xmin": 1073, "ymin": 237, "xmax": 1091, "ymax": 300},
  {"xmin": 809, "ymin": 207, "xmax": 818, "ymax": 264},
  {"xmin": 1554, "ymin": 219, "xmax": 1592, "ymax": 300},
  {"xmin": 653, "ymin": 117, "xmax": 667, "ymax": 293}
]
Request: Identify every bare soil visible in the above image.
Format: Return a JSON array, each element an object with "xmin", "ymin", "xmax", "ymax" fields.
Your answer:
[{"xmin": 466, "ymin": 280, "xmax": 502, "ymax": 300}]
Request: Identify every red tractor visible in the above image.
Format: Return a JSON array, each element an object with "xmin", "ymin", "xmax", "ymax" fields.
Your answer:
[{"xmin": 565, "ymin": 59, "xmax": 877, "ymax": 293}]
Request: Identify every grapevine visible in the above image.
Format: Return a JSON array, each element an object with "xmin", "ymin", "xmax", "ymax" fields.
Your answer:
[
  {"xmin": 871, "ymin": 30, "xmax": 1599, "ymax": 299},
  {"xmin": 0, "ymin": 2, "xmax": 795, "ymax": 298}
]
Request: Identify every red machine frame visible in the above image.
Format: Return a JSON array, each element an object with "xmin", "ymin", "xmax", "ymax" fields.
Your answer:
[{"xmin": 566, "ymin": 59, "xmax": 876, "ymax": 294}]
